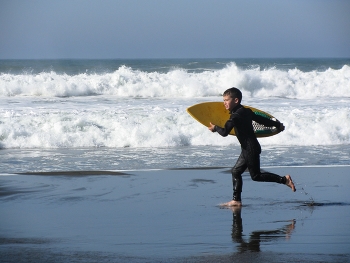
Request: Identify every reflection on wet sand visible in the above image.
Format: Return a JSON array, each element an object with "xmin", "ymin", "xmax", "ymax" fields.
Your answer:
[{"xmin": 230, "ymin": 207, "xmax": 296, "ymax": 253}]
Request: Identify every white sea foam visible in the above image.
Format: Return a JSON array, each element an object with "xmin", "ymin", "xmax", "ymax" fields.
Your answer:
[
  {"xmin": 0, "ymin": 96, "xmax": 349, "ymax": 149},
  {"xmin": 1, "ymin": 63, "xmax": 349, "ymax": 99},
  {"xmin": 0, "ymin": 63, "xmax": 349, "ymax": 149}
]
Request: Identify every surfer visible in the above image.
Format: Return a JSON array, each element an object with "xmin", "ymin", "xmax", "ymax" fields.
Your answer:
[{"xmin": 208, "ymin": 87, "xmax": 296, "ymax": 207}]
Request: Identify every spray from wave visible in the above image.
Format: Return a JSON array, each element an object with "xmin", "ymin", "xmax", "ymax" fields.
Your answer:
[{"xmin": 1, "ymin": 63, "xmax": 349, "ymax": 99}]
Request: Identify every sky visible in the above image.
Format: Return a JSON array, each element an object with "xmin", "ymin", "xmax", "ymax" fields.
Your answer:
[{"xmin": 0, "ymin": 0, "xmax": 349, "ymax": 59}]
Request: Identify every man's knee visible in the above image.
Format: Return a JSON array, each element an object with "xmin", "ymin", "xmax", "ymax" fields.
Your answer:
[
  {"xmin": 251, "ymin": 175, "xmax": 260, "ymax": 181},
  {"xmin": 231, "ymin": 167, "xmax": 243, "ymax": 178},
  {"xmin": 249, "ymin": 171, "xmax": 261, "ymax": 181}
]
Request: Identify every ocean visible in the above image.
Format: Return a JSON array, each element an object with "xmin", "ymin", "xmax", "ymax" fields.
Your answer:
[
  {"xmin": 0, "ymin": 58, "xmax": 349, "ymax": 172},
  {"xmin": 1, "ymin": 58, "xmax": 350, "ymax": 262}
]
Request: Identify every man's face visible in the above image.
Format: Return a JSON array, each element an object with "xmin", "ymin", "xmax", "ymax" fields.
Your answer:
[{"xmin": 223, "ymin": 95, "xmax": 239, "ymax": 111}]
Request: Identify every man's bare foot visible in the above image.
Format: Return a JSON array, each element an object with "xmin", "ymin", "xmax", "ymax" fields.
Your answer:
[
  {"xmin": 228, "ymin": 206, "xmax": 242, "ymax": 214},
  {"xmin": 285, "ymin": 175, "xmax": 296, "ymax": 192},
  {"xmin": 219, "ymin": 200, "xmax": 242, "ymax": 207}
]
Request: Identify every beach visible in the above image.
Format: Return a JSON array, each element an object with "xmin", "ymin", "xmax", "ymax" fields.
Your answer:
[{"xmin": 1, "ymin": 165, "xmax": 349, "ymax": 263}]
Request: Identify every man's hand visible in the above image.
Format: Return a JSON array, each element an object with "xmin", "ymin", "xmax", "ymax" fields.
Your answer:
[
  {"xmin": 279, "ymin": 123, "xmax": 285, "ymax": 131},
  {"xmin": 208, "ymin": 122, "xmax": 216, "ymax": 132}
]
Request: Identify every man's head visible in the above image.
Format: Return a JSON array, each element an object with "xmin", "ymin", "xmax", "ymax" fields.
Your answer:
[
  {"xmin": 223, "ymin": 87, "xmax": 242, "ymax": 103},
  {"xmin": 223, "ymin": 87, "xmax": 242, "ymax": 111}
]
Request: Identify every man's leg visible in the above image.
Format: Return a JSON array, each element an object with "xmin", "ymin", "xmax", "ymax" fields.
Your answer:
[
  {"xmin": 247, "ymin": 153, "xmax": 296, "ymax": 192},
  {"xmin": 231, "ymin": 153, "xmax": 247, "ymax": 201},
  {"xmin": 220, "ymin": 152, "xmax": 247, "ymax": 207}
]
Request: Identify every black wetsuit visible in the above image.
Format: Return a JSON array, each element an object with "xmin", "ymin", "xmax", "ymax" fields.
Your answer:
[{"xmin": 212, "ymin": 104, "xmax": 286, "ymax": 201}]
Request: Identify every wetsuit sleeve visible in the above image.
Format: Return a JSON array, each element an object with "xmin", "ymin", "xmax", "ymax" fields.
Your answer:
[
  {"xmin": 213, "ymin": 115, "xmax": 235, "ymax": 137},
  {"xmin": 252, "ymin": 114, "xmax": 280, "ymax": 128}
]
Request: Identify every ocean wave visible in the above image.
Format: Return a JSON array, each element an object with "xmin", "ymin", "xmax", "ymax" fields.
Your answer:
[
  {"xmin": 0, "ymin": 63, "xmax": 349, "ymax": 99},
  {"xmin": 0, "ymin": 101, "xmax": 349, "ymax": 149}
]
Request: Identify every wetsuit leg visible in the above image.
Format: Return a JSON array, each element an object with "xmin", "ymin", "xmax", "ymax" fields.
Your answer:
[
  {"xmin": 246, "ymin": 152, "xmax": 286, "ymax": 184},
  {"xmin": 231, "ymin": 152, "xmax": 247, "ymax": 201}
]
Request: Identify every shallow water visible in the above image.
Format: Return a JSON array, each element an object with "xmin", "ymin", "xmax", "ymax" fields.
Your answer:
[{"xmin": 1, "ymin": 145, "xmax": 350, "ymax": 174}]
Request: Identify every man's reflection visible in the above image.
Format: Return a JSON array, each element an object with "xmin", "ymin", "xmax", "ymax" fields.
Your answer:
[{"xmin": 230, "ymin": 207, "xmax": 296, "ymax": 252}]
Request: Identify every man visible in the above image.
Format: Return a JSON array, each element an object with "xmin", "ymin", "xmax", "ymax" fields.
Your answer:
[{"xmin": 208, "ymin": 87, "xmax": 296, "ymax": 207}]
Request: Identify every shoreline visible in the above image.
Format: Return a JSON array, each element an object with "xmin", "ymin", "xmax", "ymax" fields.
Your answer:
[
  {"xmin": 0, "ymin": 163, "xmax": 347, "ymax": 176},
  {"xmin": 1, "ymin": 145, "xmax": 350, "ymax": 174}
]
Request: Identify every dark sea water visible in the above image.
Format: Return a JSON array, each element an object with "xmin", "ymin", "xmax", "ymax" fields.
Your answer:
[{"xmin": 1, "ymin": 58, "xmax": 349, "ymax": 74}]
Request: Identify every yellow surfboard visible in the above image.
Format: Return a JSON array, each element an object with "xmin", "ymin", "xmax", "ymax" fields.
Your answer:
[{"xmin": 186, "ymin": 102, "xmax": 281, "ymax": 138}]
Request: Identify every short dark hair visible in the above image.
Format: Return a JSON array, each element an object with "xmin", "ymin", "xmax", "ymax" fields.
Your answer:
[{"xmin": 223, "ymin": 87, "xmax": 242, "ymax": 103}]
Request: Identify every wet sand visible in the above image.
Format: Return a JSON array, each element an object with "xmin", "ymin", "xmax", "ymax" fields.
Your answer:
[{"xmin": 1, "ymin": 166, "xmax": 350, "ymax": 262}]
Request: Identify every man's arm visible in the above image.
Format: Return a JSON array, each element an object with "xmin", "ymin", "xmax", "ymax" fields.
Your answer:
[
  {"xmin": 208, "ymin": 117, "xmax": 235, "ymax": 137},
  {"xmin": 253, "ymin": 114, "xmax": 284, "ymax": 131}
]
